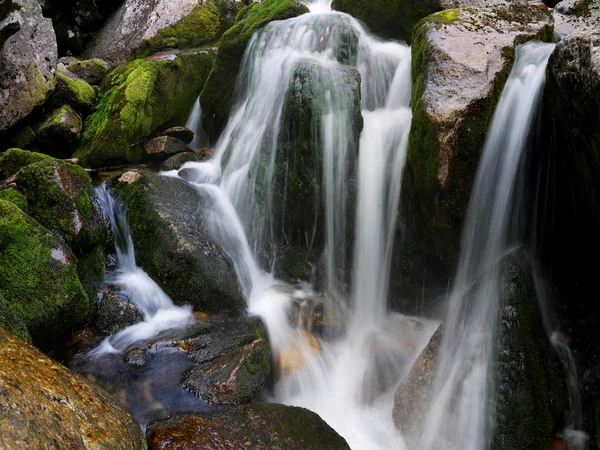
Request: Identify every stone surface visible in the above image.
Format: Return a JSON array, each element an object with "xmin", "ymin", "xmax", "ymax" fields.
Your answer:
[
  {"xmin": 201, "ymin": 0, "xmax": 310, "ymax": 136},
  {"xmin": 36, "ymin": 104, "xmax": 82, "ymax": 153},
  {"xmin": 108, "ymin": 173, "xmax": 245, "ymax": 312},
  {"xmin": 331, "ymin": 0, "xmax": 527, "ymax": 42},
  {"xmin": 74, "ymin": 49, "xmax": 215, "ymax": 169},
  {"xmin": 159, "ymin": 151, "xmax": 205, "ymax": 170},
  {"xmin": 144, "ymin": 135, "xmax": 189, "ymax": 161},
  {"xmin": 66, "ymin": 58, "xmax": 109, "ymax": 84},
  {"xmin": 93, "ymin": 286, "xmax": 144, "ymax": 335},
  {"xmin": 0, "ymin": 200, "xmax": 89, "ymax": 343},
  {"xmin": 88, "ymin": 0, "xmax": 239, "ymax": 70},
  {"xmin": 146, "ymin": 403, "xmax": 350, "ymax": 450},
  {"xmin": 401, "ymin": 5, "xmax": 554, "ymax": 269},
  {"xmin": 162, "ymin": 125, "xmax": 194, "ymax": 144},
  {"xmin": 277, "ymin": 329, "xmax": 321, "ymax": 378},
  {"xmin": 0, "ymin": 327, "xmax": 144, "ymax": 449},
  {"xmin": 180, "ymin": 315, "xmax": 271, "ymax": 404},
  {"xmin": 0, "ymin": 0, "xmax": 57, "ymax": 132},
  {"xmin": 50, "ymin": 67, "xmax": 96, "ymax": 111}
]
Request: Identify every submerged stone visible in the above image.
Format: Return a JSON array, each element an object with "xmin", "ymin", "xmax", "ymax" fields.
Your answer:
[{"xmin": 0, "ymin": 327, "xmax": 144, "ymax": 449}]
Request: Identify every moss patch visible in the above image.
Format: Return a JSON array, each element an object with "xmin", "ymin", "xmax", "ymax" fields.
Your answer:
[
  {"xmin": 0, "ymin": 200, "xmax": 89, "ymax": 344},
  {"xmin": 0, "ymin": 293, "xmax": 31, "ymax": 343},
  {"xmin": 201, "ymin": 0, "xmax": 309, "ymax": 136},
  {"xmin": 53, "ymin": 67, "xmax": 97, "ymax": 111},
  {"xmin": 75, "ymin": 50, "xmax": 215, "ymax": 169},
  {"xmin": 0, "ymin": 148, "xmax": 53, "ymax": 178},
  {"xmin": 0, "ymin": 188, "xmax": 27, "ymax": 211},
  {"xmin": 77, "ymin": 245, "xmax": 106, "ymax": 306}
]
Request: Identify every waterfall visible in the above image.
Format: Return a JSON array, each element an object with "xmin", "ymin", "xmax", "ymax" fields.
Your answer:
[
  {"xmin": 94, "ymin": 186, "xmax": 193, "ymax": 353},
  {"xmin": 417, "ymin": 42, "xmax": 557, "ymax": 450},
  {"xmin": 185, "ymin": 98, "xmax": 204, "ymax": 150}
]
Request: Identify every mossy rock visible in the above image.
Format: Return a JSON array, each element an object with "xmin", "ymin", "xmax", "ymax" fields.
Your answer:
[
  {"xmin": 0, "ymin": 187, "xmax": 27, "ymax": 212},
  {"xmin": 8, "ymin": 126, "xmax": 36, "ymax": 150},
  {"xmin": 108, "ymin": 173, "xmax": 245, "ymax": 313},
  {"xmin": 200, "ymin": 0, "xmax": 309, "ymax": 136},
  {"xmin": 0, "ymin": 200, "xmax": 89, "ymax": 343},
  {"xmin": 51, "ymin": 67, "xmax": 97, "ymax": 111},
  {"xmin": 77, "ymin": 245, "xmax": 106, "ymax": 305},
  {"xmin": 74, "ymin": 49, "xmax": 215, "ymax": 169},
  {"xmin": 0, "ymin": 293, "xmax": 31, "ymax": 343},
  {"xmin": 66, "ymin": 58, "xmax": 108, "ymax": 84},
  {"xmin": 401, "ymin": 5, "xmax": 553, "ymax": 270},
  {"xmin": 36, "ymin": 104, "xmax": 83, "ymax": 155},
  {"xmin": 0, "ymin": 148, "xmax": 53, "ymax": 179},
  {"xmin": 16, "ymin": 159, "xmax": 109, "ymax": 254}
]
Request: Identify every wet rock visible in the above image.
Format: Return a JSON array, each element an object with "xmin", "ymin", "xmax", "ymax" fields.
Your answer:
[
  {"xmin": 201, "ymin": 0, "xmax": 310, "ymax": 136},
  {"xmin": 108, "ymin": 173, "xmax": 245, "ymax": 313},
  {"xmin": 0, "ymin": 0, "xmax": 57, "ymax": 132},
  {"xmin": 15, "ymin": 156, "xmax": 109, "ymax": 254},
  {"xmin": 401, "ymin": 5, "xmax": 553, "ymax": 269},
  {"xmin": 331, "ymin": 0, "xmax": 528, "ymax": 42},
  {"xmin": 50, "ymin": 67, "xmax": 96, "ymax": 111},
  {"xmin": 392, "ymin": 323, "xmax": 443, "ymax": 438},
  {"xmin": 146, "ymin": 403, "xmax": 350, "ymax": 449},
  {"xmin": 74, "ymin": 49, "xmax": 215, "ymax": 169},
  {"xmin": 93, "ymin": 286, "xmax": 144, "ymax": 335},
  {"xmin": 0, "ymin": 327, "xmax": 144, "ymax": 449},
  {"xmin": 0, "ymin": 200, "xmax": 89, "ymax": 343},
  {"xmin": 88, "ymin": 0, "xmax": 239, "ymax": 70},
  {"xmin": 162, "ymin": 126, "xmax": 194, "ymax": 144},
  {"xmin": 66, "ymin": 58, "xmax": 109, "ymax": 84},
  {"xmin": 277, "ymin": 329, "xmax": 321, "ymax": 378},
  {"xmin": 159, "ymin": 151, "xmax": 205, "ymax": 171},
  {"xmin": 36, "ymin": 104, "xmax": 82, "ymax": 153},
  {"xmin": 144, "ymin": 135, "xmax": 189, "ymax": 161},
  {"xmin": 126, "ymin": 347, "xmax": 147, "ymax": 366},
  {"xmin": 177, "ymin": 316, "xmax": 270, "ymax": 404}
]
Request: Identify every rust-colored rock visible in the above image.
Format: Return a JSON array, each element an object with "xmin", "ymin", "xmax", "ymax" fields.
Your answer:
[
  {"xmin": 0, "ymin": 327, "xmax": 143, "ymax": 449},
  {"xmin": 278, "ymin": 329, "xmax": 322, "ymax": 378}
]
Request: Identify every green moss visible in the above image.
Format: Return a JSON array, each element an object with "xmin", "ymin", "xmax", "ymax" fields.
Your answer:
[
  {"xmin": 201, "ymin": 0, "xmax": 309, "ymax": 136},
  {"xmin": 55, "ymin": 68, "xmax": 97, "ymax": 110},
  {"xmin": 0, "ymin": 148, "xmax": 54, "ymax": 178},
  {"xmin": 0, "ymin": 200, "xmax": 89, "ymax": 344},
  {"xmin": 8, "ymin": 126, "xmax": 36, "ymax": 149},
  {"xmin": 0, "ymin": 293, "xmax": 31, "ymax": 343},
  {"xmin": 77, "ymin": 246, "xmax": 106, "ymax": 305},
  {"xmin": 139, "ymin": 439, "xmax": 148, "ymax": 450},
  {"xmin": 572, "ymin": 0, "xmax": 591, "ymax": 17},
  {"xmin": 66, "ymin": 59, "xmax": 108, "ymax": 84},
  {"xmin": 75, "ymin": 50, "xmax": 215, "ymax": 169},
  {"xmin": 245, "ymin": 343, "xmax": 271, "ymax": 374},
  {"xmin": 0, "ymin": 188, "xmax": 27, "ymax": 211}
]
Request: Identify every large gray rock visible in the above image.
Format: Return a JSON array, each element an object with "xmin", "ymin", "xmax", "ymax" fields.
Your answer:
[
  {"xmin": 401, "ymin": 4, "xmax": 553, "ymax": 269},
  {"xmin": 331, "ymin": 0, "xmax": 527, "ymax": 42},
  {"xmin": 0, "ymin": 0, "xmax": 57, "ymax": 132},
  {"xmin": 108, "ymin": 172, "xmax": 245, "ymax": 313},
  {"xmin": 554, "ymin": 0, "xmax": 600, "ymax": 35},
  {"xmin": 88, "ymin": 0, "xmax": 239, "ymax": 70}
]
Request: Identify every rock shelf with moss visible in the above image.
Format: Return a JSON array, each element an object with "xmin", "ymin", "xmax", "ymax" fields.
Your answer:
[
  {"xmin": 74, "ymin": 49, "xmax": 215, "ymax": 169},
  {"xmin": 201, "ymin": 0, "xmax": 309, "ymax": 136}
]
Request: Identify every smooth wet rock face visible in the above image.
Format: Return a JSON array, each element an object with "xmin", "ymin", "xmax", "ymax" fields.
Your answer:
[
  {"xmin": 144, "ymin": 135, "xmax": 189, "ymax": 161},
  {"xmin": 0, "ymin": 200, "xmax": 88, "ymax": 343},
  {"xmin": 0, "ymin": 0, "xmax": 57, "ymax": 132},
  {"xmin": 74, "ymin": 49, "xmax": 215, "ymax": 169},
  {"xmin": 88, "ymin": 0, "xmax": 239, "ymax": 70},
  {"xmin": 0, "ymin": 327, "xmax": 143, "ymax": 449},
  {"xmin": 159, "ymin": 151, "xmax": 205, "ymax": 170},
  {"xmin": 402, "ymin": 5, "xmax": 553, "ymax": 268},
  {"xmin": 179, "ymin": 315, "xmax": 271, "ymax": 404},
  {"xmin": 36, "ymin": 104, "xmax": 82, "ymax": 153},
  {"xmin": 331, "ymin": 0, "xmax": 527, "ymax": 42},
  {"xmin": 93, "ymin": 286, "xmax": 144, "ymax": 335},
  {"xmin": 146, "ymin": 403, "xmax": 350, "ymax": 450},
  {"xmin": 109, "ymin": 173, "xmax": 245, "ymax": 313}
]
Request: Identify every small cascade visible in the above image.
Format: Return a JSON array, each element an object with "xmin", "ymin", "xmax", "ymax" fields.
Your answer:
[
  {"xmin": 418, "ymin": 42, "xmax": 557, "ymax": 450},
  {"xmin": 94, "ymin": 186, "xmax": 193, "ymax": 353},
  {"xmin": 185, "ymin": 98, "xmax": 204, "ymax": 150}
]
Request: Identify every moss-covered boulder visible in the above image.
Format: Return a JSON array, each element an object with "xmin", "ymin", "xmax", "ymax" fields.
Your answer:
[
  {"xmin": 88, "ymin": 0, "xmax": 239, "ymax": 70},
  {"xmin": 0, "ymin": 147, "xmax": 53, "ymax": 179},
  {"xmin": 50, "ymin": 67, "xmax": 97, "ymax": 111},
  {"xmin": 200, "ymin": 0, "xmax": 309, "ymax": 135},
  {"xmin": 0, "ymin": 327, "xmax": 144, "ymax": 449},
  {"xmin": 16, "ymin": 158, "xmax": 109, "ymax": 254},
  {"xmin": 36, "ymin": 104, "xmax": 82, "ymax": 154},
  {"xmin": 180, "ymin": 315, "xmax": 271, "ymax": 404},
  {"xmin": 554, "ymin": 0, "xmax": 600, "ymax": 35},
  {"xmin": 66, "ymin": 58, "xmax": 109, "ymax": 84},
  {"xmin": 146, "ymin": 403, "xmax": 350, "ymax": 449},
  {"xmin": 330, "ymin": 0, "xmax": 528, "ymax": 42},
  {"xmin": 401, "ymin": 5, "xmax": 553, "ymax": 269},
  {"xmin": 8, "ymin": 125, "xmax": 36, "ymax": 149},
  {"xmin": 0, "ymin": 200, "xmax": 89, "ymax": 342},
  {"xmin": 74, "ymin": 49, "xmax": 215, "ymax": 169},
  {"xmin": 0, "ymin": 0, "xmax": 57, "ymax": 132},
  {"xmin": 108, "ymin": 172, "xmax": 245, "ymax": 313},
  {"xmin": 0, "ymin": 293, "xmax": 31, "ymax": 342},
  {"xmin": 0, "ymin": 187, "xmax": 27, "ymax": 211}
]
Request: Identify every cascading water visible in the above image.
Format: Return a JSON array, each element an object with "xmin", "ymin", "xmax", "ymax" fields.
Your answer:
[
  {"xmin": 93, "ymin": 186, "xmax": 194, "ymax": 353},
  {"xmin": 185, "ymin": 98, "xmax": 205, "ymax": 150},
  {"xmin": 416, "ymin": 42, "xmax": 557, "ymax": 450}
]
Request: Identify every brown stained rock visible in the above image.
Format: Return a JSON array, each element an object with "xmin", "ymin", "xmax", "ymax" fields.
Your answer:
[
  {"xmin": 118, "ymin": 171, "xmax": 140, "ymax": 184},
  {"xmin": 392, "ymin": 323, "xmax": 443, "ymax": 438},
  {"xmin": 144, "ymin": 135, "xmax": 189, "ymax": 161},
  {"xmin": 162, "ymin": 126, "xmax": 195, "ymax": 144},
  {"xmin": 147, "ymin": 403, "xmax": 350, "ymax": 450},
  {"xmin": 147, "ymin": 415, "xmax": 246, "ymax": 450},
  {"xmin": 0, "ymin": 327, "xmax": 143, "ymax": 449},
  {"xmin": 277, "ymin": 329, "xmax": 322, "ymax": 378}
]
